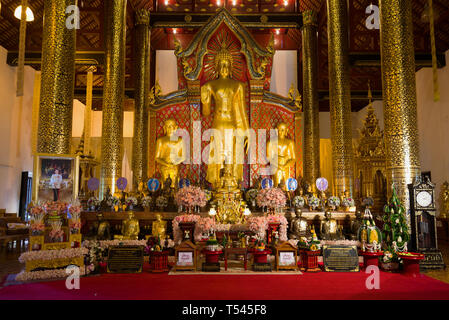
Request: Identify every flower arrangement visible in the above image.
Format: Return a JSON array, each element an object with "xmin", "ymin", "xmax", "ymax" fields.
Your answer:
[
  {"xmin": 69, "ymin": 204, "xmax": 81, "ymax": 219},
  {"xmin": 156, "ymin": 195, "xmax": 168, "ymax": 209},
  {"xmin": 29, "ymin": 205, "xmax": 46, "ymax": 235},
  {"xmin": 106, "ymin": 196, "xmax": 120, "ymax": 207},
  {"xmin": 174, "ymin": 186, "xmax": 207, "ymax": 208},
  {"xmin": 204, "ymin": 190, "xmax": 212, "ymax": 202},
  {"xmin": 247, "ymin": 216, "xmax": 268, "ymax": 239},
  {"xmin": 87, "ymin": 197, "xmax": 100, "ymax": 208},
  {"xmin": 44, "ymin": 201, "xmax": 69, "ymax": 217},
  {"xmin": 49, "ymin": 221, "xmax": 64, "ymax": 242},
  {"xmin": 30, "ymin": 221, "xmax": 45, "ymax": 235},
  {"xmin": 141, "ymin": 196, "xmax": 153, "ymax": 208},
  {"xmin": 307, "ymin": 196, "xmax": 320, "ymax": 209},
  {"xmin": 196, "ymin": 217, "xmax": 216, "ymax": 236},
  {"xmin": 342, "ymin": 196, "xmax": 355, "ymax": 207},
  {"xmin": 292, "ymin": 195, "xmax": 305, "ymax": 208},
  {"xmin": 256, "ymin": 187, "xmax": 287, "ymax": 209},
  {"xmin": 125, "ymin": 196, "xmax": 138, "ymax": 208},
  {"xmin": 327, "ymin": 196, "xmax": 341, "ymax": 209}
]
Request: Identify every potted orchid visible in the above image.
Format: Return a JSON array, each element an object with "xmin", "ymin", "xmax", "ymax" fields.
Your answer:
[
  {"xmin": 327, "ymin": 196, "xmax": 340, "ymax": 210},
  {"xmin": 256, "ymin": 187, "xmax": 287, "ymax": 213},
  {"xmin": 125, "ymin": 196, "xmax": 138, "ymax": 210}
]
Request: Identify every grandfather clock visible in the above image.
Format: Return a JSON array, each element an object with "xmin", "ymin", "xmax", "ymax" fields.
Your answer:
[{"xmin": 408, "ymin": 177, "xmax": 445, "ymax": 270}]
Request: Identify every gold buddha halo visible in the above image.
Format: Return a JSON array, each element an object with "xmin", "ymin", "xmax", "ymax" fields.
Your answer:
[
  {"xmin": 37, "ymin": 0, "xmax": 76, "ymax": 154},
  {"xmin": 379, "ymin": 0, "xmax": 421, "ymax": 227},
  {"xmin": 326, "ymin": 0, "xmax": 354, "ymax": 196},
  {"xmin": 302, "ymin": 10, "xmax": 320, "ymax": 190},
  {"xmin": 101, "ymin": 0, "xmax": 127, "ymax": 197},
  {"xmin": 132, "ymin": 9, "xmax": 151, "ymax": 191}
]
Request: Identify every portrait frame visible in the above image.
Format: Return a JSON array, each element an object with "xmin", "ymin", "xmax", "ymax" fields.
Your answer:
[{"xmin": 32, "ymin": 153, "xmax": 80, "ymax": 203}]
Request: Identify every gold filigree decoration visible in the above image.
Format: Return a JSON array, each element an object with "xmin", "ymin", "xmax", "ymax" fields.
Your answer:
[
  {"xmin": 174, "ymin": 38, "xmax": 183, "ymax": 56},
  {"xmin": 202, "ymin": 29, "xmax": 244, "ymax": 82},
  {"xmin": 288, "ymin": 83, "xmax": 302, "ymax": 111}
]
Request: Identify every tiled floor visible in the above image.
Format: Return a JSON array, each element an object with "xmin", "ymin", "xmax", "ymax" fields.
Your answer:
[{"xmin": 1, "ymin": 240, "xmax": 449, "ymax": 289}]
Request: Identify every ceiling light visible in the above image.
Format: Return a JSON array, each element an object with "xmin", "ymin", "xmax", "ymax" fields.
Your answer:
[
  {"xmin": 14, "ymin": 5, "xmax": 34, "ymax": 22},
  {"xmin": 283, "ymin": 0, "xmax": 288, "ymax": 6}
]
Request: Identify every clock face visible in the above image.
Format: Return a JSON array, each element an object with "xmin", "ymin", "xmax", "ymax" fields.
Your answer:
[{"xmin": 416, "ymin": 191, "xmax": 432, "ymax": 207}]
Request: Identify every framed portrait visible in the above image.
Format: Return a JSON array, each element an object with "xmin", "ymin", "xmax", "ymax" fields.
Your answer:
[{"xmin": 32, "ymin": 153, "xmax": 80, "ymax": 203}]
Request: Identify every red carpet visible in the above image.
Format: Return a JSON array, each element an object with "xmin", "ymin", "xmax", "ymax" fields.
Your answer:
[{"xmin": 1, "ymin": 269, "xmax": 449, "ymax": 300}]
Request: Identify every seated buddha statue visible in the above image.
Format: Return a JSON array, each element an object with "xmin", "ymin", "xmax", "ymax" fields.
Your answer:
[
  {"xmin": 320, "ymin": 211, "xmax": 340, "ymax": 240},
  {"xmin": 96, "ymin": 213, "xmax": 111, "ymax": 240},
  {"xmin": 217, "ymin": 163, "xmax": 239, "ymax": 193},
  {"xmin": 114, "ymin": 212, "xmax": 140, "ymax": 240},
  {"xmin": 152, "ymin": 213, "xmax": 167, "ymax": 240},
  {"xmin": 289, "ymin": 208, "xmax": 310, "ymax": 239},
  {"xmin": 155, "ymin": 118, "xmax": 186, "ymax": 188},
  {"xmin": 267, "ymin": 122, "xmax": 297, "ymax": 187}
]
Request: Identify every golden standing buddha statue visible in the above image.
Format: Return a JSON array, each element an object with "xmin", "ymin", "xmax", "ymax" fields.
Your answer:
[
  {"xmin": 267, "ymin": 122, "xmax": 296, "ymax": 187},
  {"xmin": 152, "ymin": 213, "xmax": 167, "ymax": 240},
  {"xmin": 155, "ymin": 119, "xmax": 186, "ymax": 188},
  {"xmin": 114, "ymin": 212, "xmax": 140, "ymax": 240},
  {"xmin": 201, "ymin": 44, "xmax": 249, "ymax": 189}
]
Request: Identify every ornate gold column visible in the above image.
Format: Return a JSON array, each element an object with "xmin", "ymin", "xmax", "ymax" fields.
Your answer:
[
  {"xmin": 302, "ymin": 10, "xmax": 320, "ymax": 189},
  {"xmin": 101, "ymin": 0, "xmax": 127, "ymax": 196},
  {"xmin": 379, "ymin": 0, "xmax": 421, "ymax": 220},
  {"xmin": 37, "ymin": 0, "xmax": 76, "ymax": 154},
  {"xmin": 327, "ymin": 0, "xmax": 354, "ymax": 196},
  {"xmin": 132, "ymin": 9, "xmax": 151, "ymax": 191}
]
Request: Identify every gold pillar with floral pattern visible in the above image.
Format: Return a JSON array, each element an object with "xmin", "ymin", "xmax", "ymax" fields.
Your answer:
[
  {"xmin": 100, "ymin": 0, "xmax": 127, "ymax": 196},
  {"xmin": 302, "ymin": 10, "xmax": 320, "ymax": 189},
  {"xmin": 379, "ymin": 0, "xmax": 421, "ymax": 224},
  {"xmin": 326, "ymin": 0, "xmax": 354, "ymax": 196},
  {"xmin": 37, "ymin": 0, "xmax": 76, "ymax": 154},
  {"xmin": 132, "ymin": 9, "xmax": 151, "ymax": 191}
]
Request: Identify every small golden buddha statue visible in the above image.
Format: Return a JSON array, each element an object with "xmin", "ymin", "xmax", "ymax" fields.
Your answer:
[
  {"xmin": 94, "ymin": 213, "xmax": 111, "ymax": 240},
  {"xmin": 321, "ymin": 211, "xmax": 340, "ymax": 240},
  {"xmin": 217, "ymin": 163, "xmax": 239, "ymax": 193},
  {"xmin": 267, "ymin": 122, "xmax": 297, "ymax": 187},
  {"xmin": 114, "ymin": 212, "xmax": 140, "ymax": 240},
  {"xmin": 152, "ymin": 213, "xmax": 167, "ymax": 240},
  {"xmin": 201, "ymin": 44, "xmax": 250, "ymax": 189},
  {"xmin": 155, "ymin": 118, "xmax": 186, "ymax": 188}
]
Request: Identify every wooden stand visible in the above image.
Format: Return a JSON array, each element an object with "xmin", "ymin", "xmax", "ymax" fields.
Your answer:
[
  {"xmin": 299, "ymin": 249, "xmax": 321, "ymax": 272},
  {"xmin": 149, "ymin": 250, "xmax": 169, "ymax": 273}
]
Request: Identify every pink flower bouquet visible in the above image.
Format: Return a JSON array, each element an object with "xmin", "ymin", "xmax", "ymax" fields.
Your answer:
[
  {"xmin": 256, "ymin": 188, "xmax": 287, "ymax": 209},
  {"xmin": 175, "ymin": 186, "xmax": 207, "ymax": 208}
]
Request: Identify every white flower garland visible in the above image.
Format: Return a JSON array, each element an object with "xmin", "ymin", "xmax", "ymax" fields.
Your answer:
[
  {"xmin": 18, "ymin": 248, "xmax": 89, "ymax": 263},
  {"xmin": 82, "ymin": 240, "xmax": 147, "ymax": 249},
  {"xmin": 15, "ymin": 267, "xmax": 90, "ymax": 282}
]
